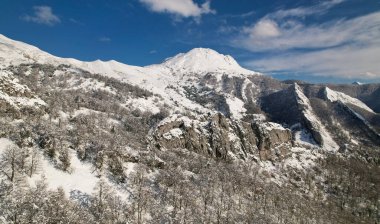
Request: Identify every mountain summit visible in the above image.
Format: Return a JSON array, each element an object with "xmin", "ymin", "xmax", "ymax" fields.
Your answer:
[{"xmin": 155, "ymin": 48, "xmax": 255, "ymax": 75}]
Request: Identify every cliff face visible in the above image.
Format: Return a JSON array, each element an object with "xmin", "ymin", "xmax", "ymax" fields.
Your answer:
[
  {"xmin": 151, "ymin": 113, "xmax": 292, "ymax": 161},
  {"xmin": 251, "ymin": 121, "xmax": 292, "ymax": 161}
]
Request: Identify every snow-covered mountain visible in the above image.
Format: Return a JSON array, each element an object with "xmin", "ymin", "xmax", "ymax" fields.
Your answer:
[
  {"xmin": 1, "ymin": 34, "xmax": 264, "ymax": 119},
  {"xmin": 1, "ymin": 33, "xmax": 379, "ymax": 156},
  {"xmin": 0, "ymin": 34, "xmax": 257, "ymax": 78},
  {"xmin": 1, "ymin": 34, "xmax": 380, "ymax": 223}
]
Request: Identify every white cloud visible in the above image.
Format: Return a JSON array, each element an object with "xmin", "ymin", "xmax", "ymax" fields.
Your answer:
[
  {"xmin": 233, "ymin": 0, "xmax": 380, "ymax": 79},
  {"xmin": 247, "ymin": 19, "xmax": 281, "ymax": 38},
  {"xmin": 139, "ymin": 0, "xmax": 215, "ymax": 18},
  {"xmin": 23, "ymin": 6, "xmax": 60, "ymax": 26},
  {"xmin": 235, "ymin": 0, "xmax": 353, "ymax": 52},
  {"xmin": 237, "ymin": 14, "xmax": 373, "ymax": 52}
]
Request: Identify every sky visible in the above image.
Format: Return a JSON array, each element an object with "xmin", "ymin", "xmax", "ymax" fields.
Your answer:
[{"xmin": 1, "ymin": 0, "xmax": 380, "ymax": 83}]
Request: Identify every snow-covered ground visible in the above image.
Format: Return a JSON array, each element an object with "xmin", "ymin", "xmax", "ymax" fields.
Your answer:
[
  {"xmin": 0, "ymin": 70, "xmax": 46, "ymax": 109},
  {"xmin": 0, "ymin": 136, "xmax": 132, "ymax": 201},
  {"xmin": 0, "ymin": 137, "xmax": 97, "ymax": 196},
  {"xmin": 294, "ymin": 129, "xmax": 318, "ymax": 147},
  {"xmin": 64, "ymin": 76, "xmax": 117, "ymax": 95},
  {"xmin": 0, "ymin": 138, "xmax": 13, "ymax": 151},
  {"xmin": 294, "ymin": 84, "xmax": 339, "ymax": 151},
  {"xmin": 284, "ymin": 147, "xmax": 322, "ymax": 170},
  {"xmin": 226, "ymin": 96, "xmax": 246, "ymax": 120},
  {"xmin": 28, "ymin": 149, "xmax": 99, "ymax": 196},
  {"xmin": 324, "ymin": 87, "xmax": 374, "ymax": 113}
]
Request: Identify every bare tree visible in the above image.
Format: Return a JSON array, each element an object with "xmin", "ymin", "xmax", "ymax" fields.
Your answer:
[
  {"xmin": 0, "ymin": 145, "xmax": 22, "ymax": 182},
  {"xmin": 28, "ymin": 148, "xmax": 40, "ymax": 177},
  {"xmin": 59, "ymin": 148, "xmax": 71, "ymax": 172}
]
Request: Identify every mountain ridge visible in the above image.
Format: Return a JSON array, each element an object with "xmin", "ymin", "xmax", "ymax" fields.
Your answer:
[{"xmin": 0, "ymin": 34, "xmax": 258, "ymax": 77}]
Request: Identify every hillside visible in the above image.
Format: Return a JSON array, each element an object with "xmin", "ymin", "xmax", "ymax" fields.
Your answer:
[{"xmin": 0, "ymin": 34, "xmax": 379, "ymax": 223}]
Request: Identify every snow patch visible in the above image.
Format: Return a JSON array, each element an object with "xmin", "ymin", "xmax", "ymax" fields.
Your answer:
[
  {"xmin": 325, "ymin": 87, "xmax": 373, "ymax": 113},
  {"xmin": 29, "ymin": 149, "xmax": 99, "ymax": 196},
  {"xmin": 65, "ymin": 76, "xmax": 117, "ymax": 95},
  {"xmin": 226, "ymin": 96, "xmax": 246, "ymax": 120},
  {"xmin": 284, "ymin": 147, "xmax": 321, "ymax": 170},
  {"xmin": 294, "ymin": 129, "xmax": 318, "ymax": 147},
  {"xmin": 72, "ymin": 107, "xmax": 100, "ymax": 117},
  {"xmin": 0, "ymin": 138, "xmax": 13, "ymax": 151},
  {"xmin": 158, "ymin": 114, "xmax": 194, "ymax": 128},
  {"xmin": 163, "ymin": 128, "xmax": 183, "ymax": 140},
  {"xmin": 125, "ymin": 96, "xmax": 161, "ymax": 114}
]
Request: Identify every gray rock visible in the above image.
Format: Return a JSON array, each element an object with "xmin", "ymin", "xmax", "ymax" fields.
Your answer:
[{"xmin": 150, "ymin": 113, "xmax": 292, "ymax": 161}]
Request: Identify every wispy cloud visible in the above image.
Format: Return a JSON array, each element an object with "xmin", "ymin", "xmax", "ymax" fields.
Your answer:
[
  {"xmin": 233, "ymin": 0, "xmax": 380, "ymax": 79},
  {"xmin": 222, "ymin": 10, "xmax": 255, "ymax": 19},
  {"xmin": 98, "ymin": 37, "xmax": 111, "ymax": 42},
  {"xmin": 217, "ymin": 25, "xmax": 239, "ymax": 34},
  {"xmin": 69, "ymin": 18, "xmax": 85, "ymax": 26},
  {"xmin": 22, "ymin": 6, "xmax": 60, "ymax": 26},
  {"xmin": 246, "ymin": 36, "xmax": 380, "ymax": 79},
  {"xmin": 139, "ymin": 0, "xmax": 215, "ymax": 20},
  {"xmin": 269, "ymin": 0, "xmax": 345, "ymax": 19}
]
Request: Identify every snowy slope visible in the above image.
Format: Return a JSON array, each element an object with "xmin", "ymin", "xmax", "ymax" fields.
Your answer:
[
  {"xmin": 0, "ymin": 34, "xmax": 260, "ymax": 119},
  {"xmin": 0, "ymin": 70, "xmax": 46, "ymax": 109},
  {"xmin": 294, "ymin": 84, "xmax": 339, "ymax": 151},
  {"xmin": 0, "ymin": 138, "xmax": 113, "ymax": 198},
  {"xmin": 0, "ymin": 34, "xmax": 58, "ymax": 67},
  {"xmin": 0, "ymin": 34, "xmax": 153, "ymax": 78},
  {"xmin": 28, "ymin": 149, "xmax": 99, "ymax": 196},
  {"xmin": 324, "ymin": 87, "xmax": 374, "ymax": 113}
]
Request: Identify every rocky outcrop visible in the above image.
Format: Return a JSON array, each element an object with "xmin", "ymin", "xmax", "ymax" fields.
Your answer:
[
  {"xmin": 252, "ymin": 121, "xmax": 292, "ymax": 161},
  {"xmin": 150, "ymin": 113, "xmax": 292, "ymax": 161}
]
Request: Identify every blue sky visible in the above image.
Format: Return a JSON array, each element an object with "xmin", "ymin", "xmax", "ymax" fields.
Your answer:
[{"xmin": 1, "ymin": 0, "xmax": 380, "ymax": 83}]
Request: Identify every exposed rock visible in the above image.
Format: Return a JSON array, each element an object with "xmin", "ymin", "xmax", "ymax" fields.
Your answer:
[
  {"xmin": 251, "ymin": 121, "xmax": 292, "ymax": 161},
  {"xmin": 150, "ymin": 113, "xmax": 292, "ymax": 161}
]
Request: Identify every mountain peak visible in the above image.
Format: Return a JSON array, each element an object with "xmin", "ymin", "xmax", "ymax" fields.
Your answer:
[
  {"xmin": 352, "ymin": 81, "xmax": 364, "ymax": 85},
  {"xmin": 158, "ymin": 47, "xmax": 256, "ymax": 75}
]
